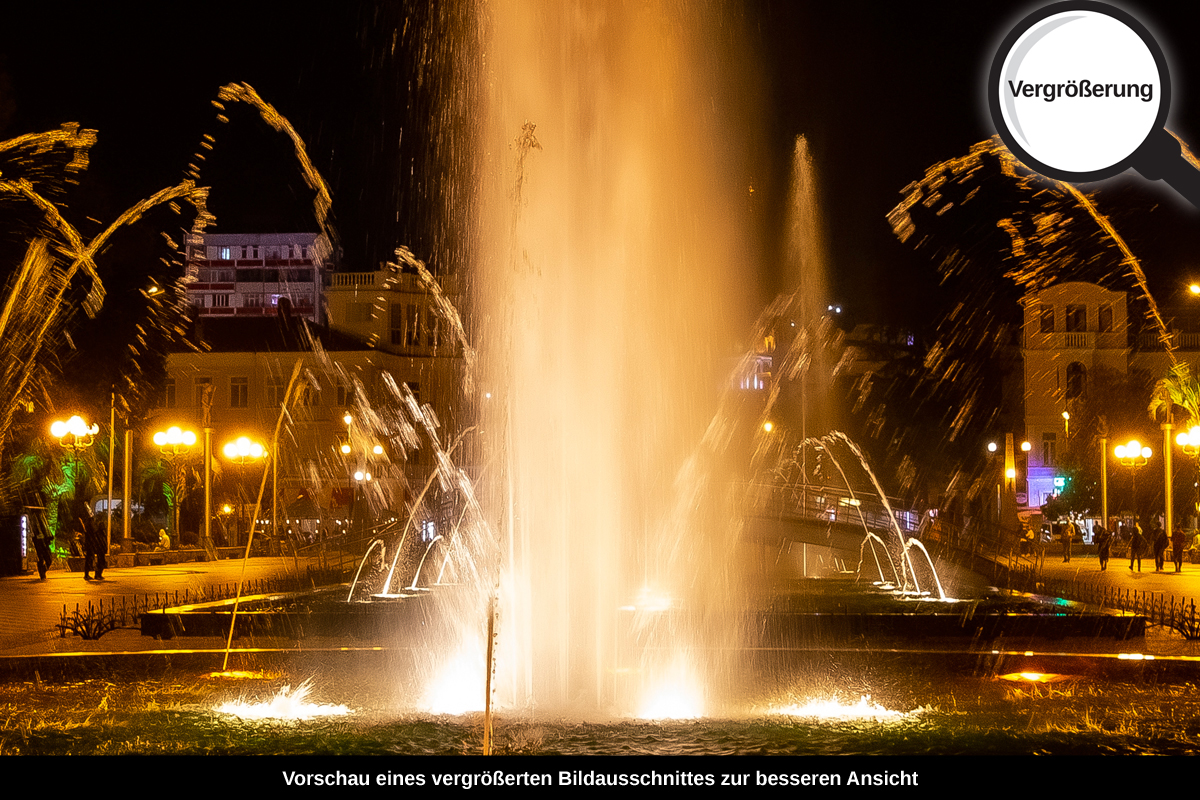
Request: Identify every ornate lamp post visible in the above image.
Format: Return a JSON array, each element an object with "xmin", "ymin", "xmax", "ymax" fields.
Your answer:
[
  {"xmin": 1176, "ymin": 426, "xmax": 1200, "ymax": 524},
  {"xmin": 152, "ymin": 426, "xmax": 197, "ymax": 546},
  {"xmin": 51, "ymin": 415, "xmax": 99, "ymax": 511},
  {"xmin": 222, "ymin": 436, "xmax": 266, "ymax": 548},
  {"xmin": 1115, "ymin": 439, "xmax": 1152, "ymax": 523}
]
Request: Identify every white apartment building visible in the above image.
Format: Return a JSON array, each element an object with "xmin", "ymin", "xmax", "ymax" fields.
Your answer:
[
  {"xmin": 1021, "ymin": 280, "xmax": 1200, "ymax": 511},
  {"xmin": 184, "ymin": 232, "xmax": 325, "ymax": 324}
]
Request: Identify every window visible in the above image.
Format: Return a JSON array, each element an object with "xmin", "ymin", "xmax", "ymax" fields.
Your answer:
[
  {"xmin": 1065, "ymin": 305, "xmax": 1086, "ymax": 332},
  {"xmin": 390, "ymin": 303, "xmax": 404, "ymax": 346},
  {"xmin": 194, "ymin": 377, "xmax": 212, "ymax": 408},
  {"xmin": 1039, "ymin": 305, "xmax": 1055, "ymax": 333},
  {"xmin": 1042, "ymin": 432, "xmax": 1057, "ymax": 467},
  {"xmin": 336, "ymin": 381, "xmax": 351, "ymax": 407},
  {"xmin": 1066, "ymin": 362, "xmax": 1086, "ymax": 399},
  {"xmin": 406, "ymin": 304, "xmax": 421, "ymax": 347},
  {"xmin": 243, "ymin": 293, "xmax": 263, "ymax": 308},
  {"xmin": 162, "ymin": 378, "xmax": 176, "ymax": 409},
  {"xmin": 230, "ymin": 376, "xmax": 249, "ymax": 408},
  {"xmin": 267, "ymin": 378, "xmax": 286, "ymax": 408},
  {"xmin": 211, "ymin": 293, "xmax": 229, "ymax": 307},
  {"xmin": 217, "ymin": 246, "xmax": 240, "ymax": 260},
  {"xmin": 427, "ymin": 309, "xmax": 439, "ymax": 347},
  {"xmin": 1098, "ymin": 303, "xmax": 1114, "ymax": 333}
]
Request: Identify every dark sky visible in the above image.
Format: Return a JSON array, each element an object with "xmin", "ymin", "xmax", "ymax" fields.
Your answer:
[{"xmin": 4, "ymin": 1, "xmax": 1200, "ymax": 327}]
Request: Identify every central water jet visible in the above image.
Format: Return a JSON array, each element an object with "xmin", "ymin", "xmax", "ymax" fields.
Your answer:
[{"xmin": 475, "ymin": 0, "xmax": 762, "ymax": 712}]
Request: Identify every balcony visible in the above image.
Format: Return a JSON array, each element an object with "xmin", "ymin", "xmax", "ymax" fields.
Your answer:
[{"xmin": 1026, "ymin": 331, "xmax": 1096, "ymax": 350}]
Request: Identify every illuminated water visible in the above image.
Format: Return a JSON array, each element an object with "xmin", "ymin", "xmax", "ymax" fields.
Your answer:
[{"xmin": 3, "ymin": 655, "xmax": 1198, "ymax": 755}]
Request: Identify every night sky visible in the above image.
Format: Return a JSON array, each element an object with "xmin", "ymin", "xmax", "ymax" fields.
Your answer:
[{"xmin": 4, "ymin": 1, "xmax": 1200, "ymax": 328}]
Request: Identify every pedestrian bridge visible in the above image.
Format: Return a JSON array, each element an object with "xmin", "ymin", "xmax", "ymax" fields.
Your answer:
[{"xmin": 740, "ymin": 482, "xmax": 1019, "ymax": 578}]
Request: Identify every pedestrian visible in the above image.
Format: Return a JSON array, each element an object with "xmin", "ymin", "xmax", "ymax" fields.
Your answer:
[
  {"xmin": 1095, "ymin": 523, "xmax": 1111, "ymax": 571},
  {"xmin": 31, "ymin": 512, "xmax": 53, "ymax": 579},
  {"xmin": 1153, "ymin": 523, "xmax": 1169, "ymax": 572},
  {"xmin": 1172, "ymin": 523, "xmax": 1187, "ymax": 573},
  {"xmin": 1130, "ymin": 522, "xmax": 1145, "ymax": 572},
  {"xmin": 78, "ymin": 503, "xmax": 106, "ymax": 581},
  {"xmin": 1061, "ymin": 520, "xmax": 1075, "ymax": 563}
]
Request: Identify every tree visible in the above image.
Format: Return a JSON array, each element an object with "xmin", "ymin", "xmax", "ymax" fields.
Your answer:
[{"xmin": 1053, "ymin": 367, "xmax": 1158, "ymax": 517}]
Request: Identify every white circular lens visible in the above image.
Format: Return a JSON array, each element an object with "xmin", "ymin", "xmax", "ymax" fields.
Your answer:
[{"xmin": 997, "ymin": 9, "xmax": 1162, "ymax": 174}]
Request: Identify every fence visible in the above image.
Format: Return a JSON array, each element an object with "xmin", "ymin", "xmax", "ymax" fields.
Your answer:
[
  {"xmin": 1005, "ymin": 567, "xmax": 1200, "ymax": 640},
  {"xmin": 57, "ymin": 566, "xmax": 347, "ymax": 640}
]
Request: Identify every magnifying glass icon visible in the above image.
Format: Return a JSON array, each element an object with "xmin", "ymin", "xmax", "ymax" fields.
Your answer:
[{"xmin": 989, "ymin": 1, "xmax": 1200, "ymax": 209}]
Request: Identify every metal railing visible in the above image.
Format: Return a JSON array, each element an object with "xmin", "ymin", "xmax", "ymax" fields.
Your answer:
[
  {"xmin": 56, "ymin": 567, "xmax": 347, "ymax": 641},
  {"xmin": 741, "ymin": 482, "xmax": 920, "ymax": 534},
  {"xmin": 1006, "ymin": 568, "xmax": 1200, "ymax": 640}
]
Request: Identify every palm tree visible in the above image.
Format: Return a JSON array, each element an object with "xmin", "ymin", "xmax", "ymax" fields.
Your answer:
[{"xmin": 1149, "ymin": 361, "xmax": 1200, "ymax": 430}]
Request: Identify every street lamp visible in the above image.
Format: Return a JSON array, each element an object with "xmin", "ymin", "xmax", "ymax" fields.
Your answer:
[
  {"xmin": 51, "ymin": 414, "xmax": 99, "ymax": 511},
  {"xmin": 222, "ymin": 436, "xmax": 266, "ymax": 548},
  {"xmin": 1115, "ymin": 440, "xmax": 1152, "ymax": 521},
  {"xmin": 153, "ymin": 426, "xmax": 197, "ymax": 546},
  {"xmin": 1177, "ymin": 426, "xmax": 1200, "ymax": 522},
  {"xmin": 51, "ymin": 415, "xmax": 99, "ymax": 453}
]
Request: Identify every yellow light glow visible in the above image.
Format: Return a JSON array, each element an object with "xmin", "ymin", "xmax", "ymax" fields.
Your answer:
[
  {"xmin": 997, "ymin": 672, "xmax": 1065, "ymax": 683},
  {"xmin": 637, "ymin": 658, "xmax": 704, "ymax": 720},
  {"xmin": 1021, "ymin": 441, "xmax": 1031, "ymax": 451},
  {"xmin": 421, "ymin": 640, "xmax": 486, "ymax": 715},
  {"xmin": 771, "ymin": 695, "xmax": 917, "ymax": 721},
  {"xmin": 215, "ymin": 679, "xmax": 350, "ymax": 720},
  {"xmin": 763, "ymin": 421, "xmax": 774, "ymax": 433},
  {"xmin": 206, "ymin": 670, "xmax": 271, "ymax": 680},
  {"xmin": 1191, "ymin": 283, "xmax": 1200, "ymax": 295}
]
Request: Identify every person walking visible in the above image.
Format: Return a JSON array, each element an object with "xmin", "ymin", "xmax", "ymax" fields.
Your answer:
[
  {"xmin": 1061, "ymin": 521, "xmax": 1075, "ymax": 563},
  {"xmin": 1152, "ymin": 523, "xmax": 1169, "ymax": 572},
  {"xmin": 1095, "ymin": 523, "xmax": 1111, "ymax": 571},
  {"xmin": 1172, "ymin": 523, "xmax": 1187, "ymax": 573},
  {"xmin": 1130, "ymin": 522, "xmax": 1145, "ymax": 572},
  {"xmin": 78, "ymin": 502, "xmax": 106, "ymax": 581}
]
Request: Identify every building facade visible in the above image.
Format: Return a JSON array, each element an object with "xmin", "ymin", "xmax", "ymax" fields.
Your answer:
[
  {"xmin": 1021, "ymin": 280, "xmax": 1200, "ymax": 516},
  {"xmin": 156, "ymin": 247, "xmax": 465, "ymax": 539},
  {"xmin": 184, "ymin": 232, "xmax": 326, "ymax": 324}
]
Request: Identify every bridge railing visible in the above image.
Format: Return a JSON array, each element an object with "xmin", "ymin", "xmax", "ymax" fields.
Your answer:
[
  {"xmin": 741, "ymin": 481, "xmax": 1023, "ymax": 563},
  {"xmin": 740, "ymin": 482, "xmax": 920, "ymax": 535}
]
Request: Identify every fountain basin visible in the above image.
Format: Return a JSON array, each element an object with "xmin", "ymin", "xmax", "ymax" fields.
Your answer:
[{"xmin": 139, "ymin": 586, "xmax": 460, "ymax": 641}]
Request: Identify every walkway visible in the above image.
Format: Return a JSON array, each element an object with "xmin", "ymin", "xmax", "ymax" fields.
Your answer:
[
  {"xmin": 1037, "ymin": 551, "xmax": 1200, "ymax": 596},
  {"xmin": 0, "ymin": 556, "xmax": 324, "ymax": 655}
]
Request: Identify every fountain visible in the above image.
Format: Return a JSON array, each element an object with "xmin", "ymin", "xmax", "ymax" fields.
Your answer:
[{"xmin": 8, "ymin": 1, "xmax": 1200, "ymax": 759}]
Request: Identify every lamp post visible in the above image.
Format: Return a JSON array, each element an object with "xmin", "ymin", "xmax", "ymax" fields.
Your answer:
[
  {"xmin": 221, "ymin": 436, "xmax": 266, "ymax": 548},
  {"xmin": 51, "ymin": 415, "xmax": 99, "ymax": 517},
  {"xmin": 354, "ymin": 469, "xmax": 373, "ymax": 534},
  {"xmin": 152, "ymin": 426, "xmax": 197, "ymax": 546},
  {"xmin": 987, "ymin": 435, "xmax": 1030, "ymax": 528},
  {"xmin": 1115, "ymin": 439, "xmax": 1152, "ymax": 523},
  {"xmin": 1176, "ymin": 426, "xmax": 1200, "ymax": 525}
]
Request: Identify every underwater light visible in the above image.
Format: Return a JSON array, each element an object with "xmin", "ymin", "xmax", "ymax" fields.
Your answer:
[
  {"xmin": 216, "ymin": 680, "xmax": 351, "ymax": 720},
  {"xmin": 772, "ymin": 695, "xmax": 917, "ymax": 721}
]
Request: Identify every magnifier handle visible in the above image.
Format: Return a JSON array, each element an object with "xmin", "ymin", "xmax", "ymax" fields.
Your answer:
[{"xmin": 1131, "ymin": 128, "xmax": 1200, "ymax": 210}]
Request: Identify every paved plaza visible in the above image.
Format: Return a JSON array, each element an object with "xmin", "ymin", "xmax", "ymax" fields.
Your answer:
[
  {"xmin": 0, "ymin": 556, "xmax": 326, "ymax": 655},
  {"xmin": 5, "ymin": 549, "xmax": 1200, "ymax": 659}
]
